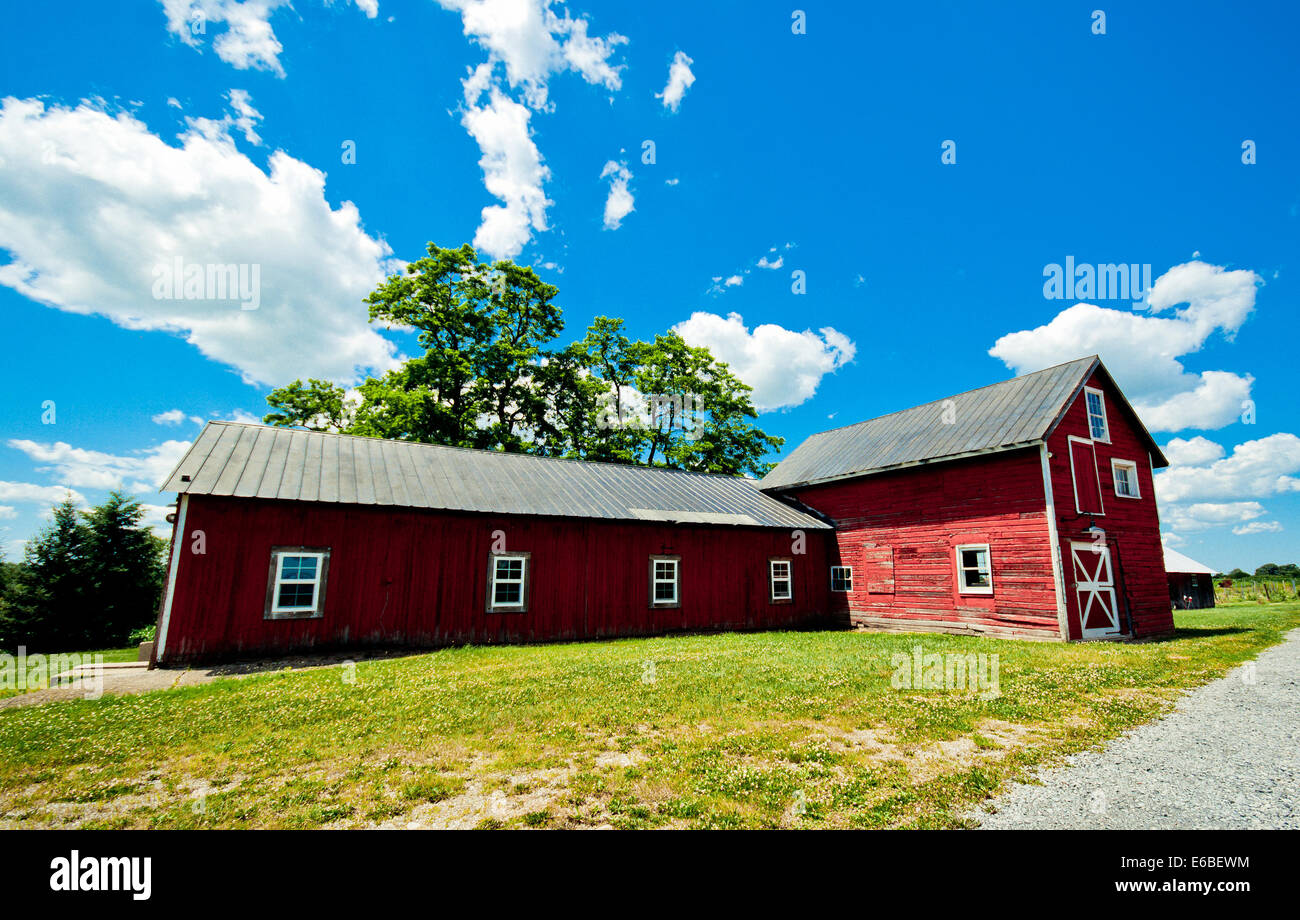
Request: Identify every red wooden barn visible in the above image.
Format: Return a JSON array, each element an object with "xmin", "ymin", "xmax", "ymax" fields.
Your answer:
[
  {"xmin": 152, "ymin": 425, "xmax": 832, "ymax": 664},
  {"xmin": 152, "ymin": 354, "xmax": 1174, "ymax": 664},
  {"xmin": 760, "ymin": 355, "xmax": 1174, "ymax": 641}
]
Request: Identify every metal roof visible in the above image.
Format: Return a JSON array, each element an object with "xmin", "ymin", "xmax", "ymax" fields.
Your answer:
[
  {"xmin": 1163, "ymin": 546, "xmax": 1216, "ymax": 575},
  {"xmin": 761, "ymin": 356, "xmax": 1108, "ymax": 491},
  {"xmin": 160, "ymin": 422, "xmax": 829, "ymax": 530}
]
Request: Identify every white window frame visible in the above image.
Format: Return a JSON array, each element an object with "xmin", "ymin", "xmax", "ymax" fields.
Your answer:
[
  {"xmin": 649, "ymin": 555, "xmax": 681, "ymax": 608},
  {"xmin": 266, "ymin": 547, "xmax": 329, "ymax": 619},
  {"xmin": 1084, "ymin": 386, "xmax": 1110, "ymax": 443},
  {"xmin": 488, "ymin": 553, "xmax": 529, "ymax": 612},
  {"xmin": 830, "ymin": 566, "xmax": 853, "ymax": 592},
  {"xmin": 769, "ymin": 558, "xmax": 793, "ymax": 603},
  {"xmin": 954, "ymin": 543, "xmax": 994, "ymax": 596},
  {"xmin": 1111, "ymin": 458, "xmax": 1141, "ymax": 498}
]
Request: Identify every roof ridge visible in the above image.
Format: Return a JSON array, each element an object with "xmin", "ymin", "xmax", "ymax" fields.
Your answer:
[
  {"xmin": 802, "ymin": 355, "xmax": 1097, "ymax": 438},
  {"xmin": 201, "ymin": 421, "xmax": 760, "ymax": 484}
]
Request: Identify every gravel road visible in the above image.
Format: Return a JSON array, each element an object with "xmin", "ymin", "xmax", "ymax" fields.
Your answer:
[{"xmin": 974, "ymin": 627, "xmax": 1300, "ymax": 829}]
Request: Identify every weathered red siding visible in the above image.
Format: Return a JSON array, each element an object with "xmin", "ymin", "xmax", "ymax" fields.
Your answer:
[
  {"xmin": 157, "ymin": 496, "xmax": 831, "ymax": 664},
  {"xmin": 786, "ymin": 447, "xmax": 1064, "ymax": 640},
  {"xmin": 1046, "ymin": 371, "xmax": 1173, "ymax": 639}
]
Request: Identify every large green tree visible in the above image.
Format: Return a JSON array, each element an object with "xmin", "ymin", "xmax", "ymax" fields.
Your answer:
[{"xmin": 264, "ymin": 242, "xmax": 783, "ymax": 477}]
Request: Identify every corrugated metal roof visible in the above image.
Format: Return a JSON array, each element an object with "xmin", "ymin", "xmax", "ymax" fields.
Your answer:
[
  {"xmin": 1163, "ymin": 546, "xmax": 1215, "ymax": 575},
  {"xmin": 760, "ymin": 357, "xmax": 1100, "ymax": 491},
  {"xmin": 160, "ymin": 422, "xmax": 829, "ymax": 530}
]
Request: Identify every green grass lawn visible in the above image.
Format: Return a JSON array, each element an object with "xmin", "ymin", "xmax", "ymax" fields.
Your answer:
[
  {"xmin": 1, "ymin": 604, "xmax": 1296, "ymax": 829},
  {"xmin": 0, "ymin": 647, "xmax": 138, "ymax": 700}
]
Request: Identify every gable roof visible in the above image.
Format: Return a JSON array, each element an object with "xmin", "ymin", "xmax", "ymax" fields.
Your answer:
[
  {"xmin": 1163, "ymin": 546, "xmax": 1216, "ymax": 575},
  {"xmin": 160, "ymin": 422, "xmax": 829, "ymax": 530},
  {"xmin": 760, "ymin": 356, "xmax": 1167, "ymax": 492}
]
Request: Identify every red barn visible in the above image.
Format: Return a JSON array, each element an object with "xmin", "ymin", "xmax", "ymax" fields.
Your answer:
[
  {"xmin": 760, "ymin": 356, "xmax": 1174, "ymax": 641},
  {"xmin": 152, "ymin": 424, "xmax": 831, "ymax": 665},
  {"xmin": 152, "ymin": 354, "xmax": 1174, "ymax": 664}
]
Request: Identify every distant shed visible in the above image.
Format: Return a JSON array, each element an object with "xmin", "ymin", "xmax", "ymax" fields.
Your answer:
[{"xmin": 1163, "ymin": 546, "xmax": 1216, "ymax": 610}]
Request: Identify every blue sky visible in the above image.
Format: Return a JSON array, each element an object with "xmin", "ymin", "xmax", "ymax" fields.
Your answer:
[{"xmin": 0, "ymin": 0, "xmax": 1297, "ymax": 572}]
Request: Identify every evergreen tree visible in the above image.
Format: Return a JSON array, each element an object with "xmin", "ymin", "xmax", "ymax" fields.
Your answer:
[
  {"xmin": 83, "ymin": 492, "xmax": 166, "ymax": 647},
  {"xmin": 6, "ymin": 496, "xmax": 89, "ymax": 650}
]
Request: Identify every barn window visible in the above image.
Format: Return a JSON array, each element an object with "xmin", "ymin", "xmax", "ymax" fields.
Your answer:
[
  {"xmin": 830, "ymin": 566, "xmax": 853, "ymax": 592},
  {"xmin": 770, "ymin": 558, "xmax": 793, "ymax": 603},
  {"xmin": 1111, "ymin": 459, "xmax": 1140, "ymax": 498},
  {"xmin": 955, "ymin": 544, "xmax": 993, "ymax": 595},
  {"xmin": 487, "ymin": 553, "xmax": 530, "ymax": 612},
  {"xmin": 649, "ymin": 555, "xmax": 681, "ymax": 608},
  {"xmin": 1084, "ymin": 387, "xmax": 1110, "ymax": 442},
  {"xmin": 265, "ymin": 547, "xmax": 330, "ymax": 619}
]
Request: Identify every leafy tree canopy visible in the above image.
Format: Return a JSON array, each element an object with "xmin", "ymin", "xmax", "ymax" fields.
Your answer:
[{"xmin": 264, "ymin": 243, "xmax": 783, "ymax": 477}]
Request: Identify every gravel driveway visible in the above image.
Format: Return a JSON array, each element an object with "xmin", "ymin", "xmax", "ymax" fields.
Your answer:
[{"xmin": 974, "ymin": 627, "xmax": 1300, "ymax": 829}]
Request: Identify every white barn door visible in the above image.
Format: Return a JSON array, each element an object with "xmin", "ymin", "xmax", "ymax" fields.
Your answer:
[{"xmin": 1070, "ymin": 541, "xmax": 1122, "ymax": 638}]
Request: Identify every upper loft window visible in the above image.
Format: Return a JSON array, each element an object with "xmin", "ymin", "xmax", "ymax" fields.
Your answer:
[
  {"xmin": 1084, "ymin": 387, "xmax": 1110, "ymax": 442},
  {"xmin": 488, "ymin": 553, "xmax": 529, "ymax": 612},
  {"xmin": 770, "ymin": 559, "xmax": 793, "ymax": 603},
  {"xmin": 266, "ymin": 547, "xmax": 329, "ymax": 619},
  {"xmin": 1111, "ymin": 459, "xmax": 1141, "ymax": 498},
  {"xmin": 650, "ymin": 555, "xmax": 680, "ymax": 608},
  {"xmin": 955, "ymin": 544, "xmax": 993, "ymax": 595},
  {"xmin": 830, "ymin": 566, "xmax": 853, "ymax": 592}
]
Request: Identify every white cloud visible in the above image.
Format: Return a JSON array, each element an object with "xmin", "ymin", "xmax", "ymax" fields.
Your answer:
[
  {"xmin": 0, "ymin": 481, "xmax": 87, "ymax": 506},
  {"xmin": 0, "ymin": 506, "xmax": 18, "ymax": 520},
  {"xmin": 160, "ymin": 1, "xmax": 379, "ymax": 77},
  {"xmin": 0, "ymin": 97, "xmax": 399, "ymax": 386},
  {"xmin": 460, "ymin": 85, "xmax": 552, "ymax": 259},
  {"xmin": 1161, "ymin": 501, "xmax": 1266, "ymax": 534},
  {"xmin": 656, "ymin": 50, "xmax": 695, "ymax": 112},
  {"xmin": 599, "ymin": 160, "xmax": 634, "ymax": 230},
  {"xmin": 757, "ymin": 255, "xmax": 783, "ymax": 270},
  {"xmin": 1162, "ymin": 435, "xmax": 1226, "ymax": 467},
  {"xmin": 8, "ymin": 439, "xmax": 194, "ymax": 495},
  {"xmin": 724, "ymin": 275, "xmax": 743, "ymax": 287},
  {"xmin": 1155, "ymin": 433, "xmax": 1300, "ymax": 503},
  {"xmin": 989, "ymin": 261, "xmax": 1261, "ymax": 432},
  {"xmin": 152, "ymin": 409, "xmax": 203, "ymax": 426},
  {"xmin": 673, "ymin": 311, "xmax": 856, "ymax": 410},
  {"xmin": 219, "ymin": 408, "xmax": 263, "ymax": 424},
  {"xmin": 1233, "ymin": 521, "xmax": 1283, "ymax": 536},
  {"xmin": 226, "ymin": 88, "xmax": 263, "ymax": 144},
  {"xmin": 438, "ymin": 0, "xmax": 626, "ymax": 110}
]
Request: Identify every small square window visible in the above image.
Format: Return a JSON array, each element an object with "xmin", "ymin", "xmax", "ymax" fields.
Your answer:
[
  {"xmin": 830, "ymin": 566, "xmax": 853, "ymax": 592},
  {"xmin": 650, "ymin": 556, "xmax": 680, "ymax": 608},
  {"xmin": 1111, "ymin": 459, "xmax": 1141, "ymax": 498},
  {"xmin": 488, "ymin": 553, "xmax": 529, "ymax": 612},
  {"xmin": 266, "ymin": 548, "xmax": 329, "ymax": 619},
  {"xmin": 770, "ymin": 559, "xmax": 793, "ymax": 603},
  {"xmin": 1085, "ymin": 387, "xmax": 1110, "ymax": 443},
  {"xmin": 955, "ymin": 544, "xmax": 993, "ymax": 595}
]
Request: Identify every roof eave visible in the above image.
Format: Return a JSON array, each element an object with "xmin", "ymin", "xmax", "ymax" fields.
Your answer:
[{"xmin": 761, "ymin": 439, "xmax": 1046, "ymax": 493}]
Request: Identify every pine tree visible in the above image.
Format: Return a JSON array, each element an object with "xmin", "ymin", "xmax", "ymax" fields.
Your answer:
[
  {"xmin": 82, "ymin": 492, "xmax": 166, "ymax": 646},
  {"xmin": 6, "ymin": 496, "xmax": 89, "ymax": 650}
]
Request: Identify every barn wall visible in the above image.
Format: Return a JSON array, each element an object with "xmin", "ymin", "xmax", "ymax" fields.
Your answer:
[
  {"xmin": 785, "ymin": 447, "xmax": 1064, "ymax": 640},
  {"xmin": 157, "ymin": 496, "xmax": 832, "ymax": 664},
  {"xmin": 1046, "ymin": 370, "xmax": 1174, "ymax": 638}
]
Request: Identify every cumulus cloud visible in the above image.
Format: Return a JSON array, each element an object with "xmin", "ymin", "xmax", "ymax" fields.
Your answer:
[
  {"xmin": 444, "ymin": 2, "xmax": 626, "ymax": 257},
  {"xmin": 438, "ymin": 0, "xmax": 626, "ymax": 110},
  {"xmin": 0, "ymin": 97, "xmax": 399, "ymax": 386},
  {"xmin": 226, "ymin": 88, "xmax": 262, "ymax": 144},
  {"xmin": 160, "ymin": 1, "xmax": 379, "ymax": 77},
  {"xmin": 1160, "ymin": 501, "xmax": 1266, "ymax": 534},
  {"xmin": 460, "ymin": 84, "xmax": 552, "ymax": 259},
  {"xmin": 8, "ymin": 439, "xmax": 194, "ymax": 494},
  {"xmin": 1155, "ymin": 433, "xmax": 1300, "ymax": 503},
  {"xmin": 599, "ymin": 160, "xmax": 633, "ymax": 230},
  {"xmin": 757, "ymin": 254, "xmax": 783, "ymax": 270},
  {"xmin": 0, "ymin": 481, "xmax": 87, "ymax": 506},
  {"xmin": 673, "ymin": 311, "xmax": 856, "ymax": 410},
  {"xmin": 989, "ymin": 261, "xmax": 1261, "ymax": 432},
  {"xmin": 656, "ymin": 51, "xmax": 695, "ymax": 112},
  {"xmin": 1162, "ymin": 435, "xmax": 1226, "ymax": 467}
]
